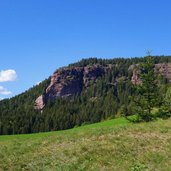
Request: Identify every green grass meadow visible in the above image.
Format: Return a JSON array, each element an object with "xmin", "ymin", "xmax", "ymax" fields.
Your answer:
[{"xmin": 0, "ymin": 117, "xmax": 171, "ymax": 171}]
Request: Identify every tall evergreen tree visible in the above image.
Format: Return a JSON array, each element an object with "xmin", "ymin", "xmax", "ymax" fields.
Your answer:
[{"xmin": 134, "ymin": 55, "xmax": 160, "ymax": 121}]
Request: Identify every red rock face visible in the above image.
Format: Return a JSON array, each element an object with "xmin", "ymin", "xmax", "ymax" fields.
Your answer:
[
  {"xmin": 83, "ymin": 65, "xmax": 105, "ymax": 87},
  {"xmin": 130, "ymin": 63, "xmax": 171, "ymax": 85},
  {"xmin": 35, "ymin": 63, "xmax": 171, "ymax": 110},
  {"xmin": 131, "ymin": 70, "xmax": 141, "ymax": 85},
  {"xmin": 45, "ymin": 67, "xmax": 84, "ymax": 101},
  {"xmin": 34, "ymin": 95, "xmax": 45, "ymax": 110},
  {"xmin": 155, "ymin": 63, "xmax": 171, "ymax": 82},
  {"xmin": 35, "ymin": 65, "xmax": 105, "ymax": 109}
]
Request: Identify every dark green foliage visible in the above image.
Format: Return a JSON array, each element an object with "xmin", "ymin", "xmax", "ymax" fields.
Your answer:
[
  {"xmin": 133, "ymin": 56, "xmax": 163, "ymax": 121},
  {"xmin": 0, "ymin": 56, "xmax": 171, "ymax": 135},
  {"xmin": 156, "ymin": 86, "xmax": 171, "ymax": 119}
]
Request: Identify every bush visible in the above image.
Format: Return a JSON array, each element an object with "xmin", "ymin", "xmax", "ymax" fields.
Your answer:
[{"xmin": 156, "ymin": 106, "xmax": 171, "ymax": 119}]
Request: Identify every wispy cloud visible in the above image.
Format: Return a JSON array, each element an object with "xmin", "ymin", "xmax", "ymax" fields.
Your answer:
[
  {"xmin": 0, "ymin": 86, "xmax": 12, "ymax": 95},
  {"xmin": 0, "ymin": 69, "xmax": 17, "ymax": 82}
]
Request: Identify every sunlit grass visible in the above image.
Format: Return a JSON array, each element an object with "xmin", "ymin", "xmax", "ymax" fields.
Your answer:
[{"xmin": 0, "ymin": 117, "xmax": 171, "ymax": 171}]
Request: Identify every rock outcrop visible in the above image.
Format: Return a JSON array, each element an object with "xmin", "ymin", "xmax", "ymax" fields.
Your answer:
[
  {"xmin": 129, "ymin": 64, "xmax": 141, "ymax": 85},
  {"xmin": 130, "ymin": 63, "xmax": 171, "ymax": 85},
  {"xmin": 34, "ymin": 95, "xmax": 46, "ymax": 110},
  {"xmin": 35, "ymin": 65, "xmax": 105, "ymax": 109},
  {"xmin": 35, "ymin": 62, "xmax": 171, "ymax": 110},
  {"xmin": 155, "ymin": 63, "xmax": 171, "ymax": 82},
  {"xmin": 83, "ymin": 65, "xmax": 105, "ymax": 87},
  {"xmin": 45, "ymin": 67, "xmax": 84, "ymax": 101}
]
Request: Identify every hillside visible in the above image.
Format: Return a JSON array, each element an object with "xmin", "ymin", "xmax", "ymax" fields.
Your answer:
[
  {"xmin": 1, "ymin": 56, "xmax": 171, "ymax": 135},
  {"xmin": 0, "ymin": 117, "xmax": 171, "ymax": 171}
]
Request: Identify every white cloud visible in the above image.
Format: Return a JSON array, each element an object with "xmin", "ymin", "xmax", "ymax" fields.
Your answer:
[
  {"xmin": 0, "ymin": 86, "xmax": 12, "ymax": 95},
  {"xmin": 0, "ymin": 69, "xmax": 17, "ymax": 82}
]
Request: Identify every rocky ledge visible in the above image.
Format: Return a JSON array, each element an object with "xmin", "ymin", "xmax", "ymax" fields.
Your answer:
[
  {"xmin": 35, "ymin": 63, "xmax": 171, "ymax": 110},
  {"xmin": 130, "ymin": 63, "xmax": 171, "ymax": 85},
  {"xmin": 35, "ymin": 65, "xmax": 105, "ymax": 110}
]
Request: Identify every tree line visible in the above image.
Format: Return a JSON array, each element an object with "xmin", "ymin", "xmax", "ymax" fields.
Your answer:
[{"xmin": 0, "ymin": 56, "xmax": 171, "ymax": 135}]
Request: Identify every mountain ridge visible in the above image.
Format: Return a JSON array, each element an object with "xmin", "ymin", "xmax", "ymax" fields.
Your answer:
[
  {"xmin": 1, "ymin": 56, "xmax": 171, "ymax": 135},
  {"xmin": 35, "ymin": 60, "xmax": 171, "ymax": 110}
]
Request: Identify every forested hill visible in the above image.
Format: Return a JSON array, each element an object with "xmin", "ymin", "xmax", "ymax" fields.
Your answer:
[{"xmin": 0, "ymin": 56, "xmax": 171, "ymax": 135}]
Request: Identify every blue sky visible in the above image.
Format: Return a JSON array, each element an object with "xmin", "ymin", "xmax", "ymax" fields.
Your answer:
[{"xmin": 0, "ymin": 0, "xmax": 171, "ymax": 99}]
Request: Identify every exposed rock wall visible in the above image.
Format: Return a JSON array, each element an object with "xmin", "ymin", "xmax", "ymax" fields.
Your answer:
[
  {"xmin": 155, "ymin": 63, "xmax": 171, "ymax": 82},
  {"xmin": 130, "ymin": 63, "xmax": 171, "ymax": 85},
  {"xmin": 35, "ymin": 63, "xmax": 171, "ymax": 110},
  {"xmin": 83, "ymin": 65, "xmax": 105, "ymax": 87},
  {"xmin": 131, "ymin": 70, "xmax": 141, "ymax": 85},
  {"xmin": 45, "ymin": 67, "xmax": 84, "ymax": 101},
  {"xmin": 34, "ymin": 95, "xmax": 46, "ymax": 110},
  {"xmin": 35, "ymin": 65, "xmax": 105, "ymax": 109}
]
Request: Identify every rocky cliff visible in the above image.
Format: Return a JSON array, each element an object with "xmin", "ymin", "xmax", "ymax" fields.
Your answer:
[
  {"xmin": 35, "ymin": 65, "xmax": 105, "ymax": 110},
  {"xmin": 155, "ymin": 63, "xmax": 171, "ymax": 82},
  {"xmin": 130, "ymin": 63, "xmax": 171, "ymax": 85},
  {"xmin": 35, "ymin": 62, "xmax": 171, "ymax": 110}
]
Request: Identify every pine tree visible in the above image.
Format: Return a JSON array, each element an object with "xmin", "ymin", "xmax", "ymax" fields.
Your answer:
[{"xmin": 134, "ymin": 55, "xmax": 160, "ymax": 121}]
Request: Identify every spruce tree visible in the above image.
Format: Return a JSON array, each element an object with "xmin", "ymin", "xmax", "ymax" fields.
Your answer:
[{"xmin": 134, "ymin": 55, "xmax": 159, "ymax": 121}]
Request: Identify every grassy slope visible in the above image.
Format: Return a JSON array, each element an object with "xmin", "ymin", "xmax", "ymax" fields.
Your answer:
[{"xmin": 0, "ymin": 118, "xmax": 171, "ymax": 171}]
